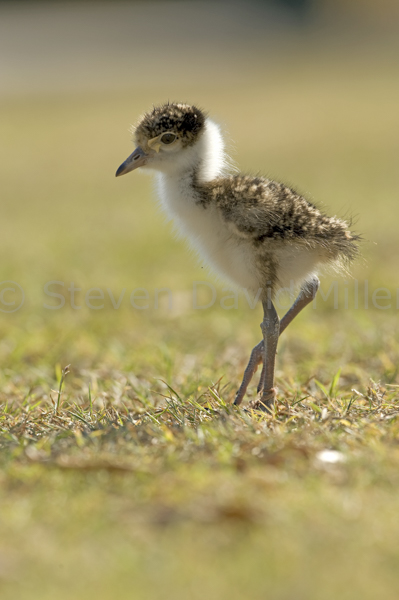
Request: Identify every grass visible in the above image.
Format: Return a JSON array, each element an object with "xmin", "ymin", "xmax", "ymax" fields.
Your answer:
[
  {"xmin": 1, "ymin": 30, "xmax": 399, "ymax": 600},
  {"xmin": 2, "ymin": 375, "xmax": 399, "ymax": 600}
]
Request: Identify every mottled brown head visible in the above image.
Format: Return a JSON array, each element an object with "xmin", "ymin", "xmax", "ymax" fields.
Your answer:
[
  {"xmin": 116, "ymin": 102, "xmax": 207, "ymax": 177},
  {"xmin": 134, "ymin": 102, "xmax": 205, "ymax": 150}
]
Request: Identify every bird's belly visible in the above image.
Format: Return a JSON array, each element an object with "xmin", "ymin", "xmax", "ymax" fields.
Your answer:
[
  {"xmin": 274, "ymin": 245, "xmax": 322, "ymax": 290},
  {"xmin": 157, "ymin": 180, "xmax": 259, "ymax": 290},
  {"xmin": 179, "ymin": 207, "xmax": 259, "ymax": 290}
]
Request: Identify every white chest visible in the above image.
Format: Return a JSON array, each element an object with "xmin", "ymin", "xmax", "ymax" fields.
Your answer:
[{"xmin": 156, "ymin": 174, "xmax": 259, "ymax": 291}]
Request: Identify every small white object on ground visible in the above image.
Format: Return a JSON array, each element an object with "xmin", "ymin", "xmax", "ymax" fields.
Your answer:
[{"xmin": 316, "ymin": 450, "xmax": 346, "ymax": 464}]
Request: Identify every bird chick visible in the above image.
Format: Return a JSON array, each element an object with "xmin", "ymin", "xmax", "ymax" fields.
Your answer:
[{"xmin": 116, "ymin": 102, "xmax": 358, "ymax": 410}]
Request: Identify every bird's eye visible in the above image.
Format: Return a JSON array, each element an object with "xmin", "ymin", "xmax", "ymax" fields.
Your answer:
[{"xmin": 160, "ymin": 133, "xmax": 177, "ymax": 145}]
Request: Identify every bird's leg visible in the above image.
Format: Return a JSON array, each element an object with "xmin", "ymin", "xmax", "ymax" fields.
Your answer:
[
  {"xmin": 233, "ymin": 341, "xmax": 264, "ymax": 406},
  {"xmin": 234, "ymin": 299, "xmax": 280, "ymax": 409},
  {"xmin": 279, "ymin": 276, "xmax": 320, "ymax": 336},
  {"xmin": 255, "ymin": 300, "xmax": 280, "ymax": 410},
  {"xmin": 234, "ymin": 276, "xmax": 320, "ymax": 407},
  {"xmin": 256, "ymin": 276, "xmax": 320, "ymax": 397}
]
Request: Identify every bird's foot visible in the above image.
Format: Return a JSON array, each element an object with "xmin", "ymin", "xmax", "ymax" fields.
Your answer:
[{"xmin": 249, "ymin": 388, "xmax": 277, "ymax": 412}]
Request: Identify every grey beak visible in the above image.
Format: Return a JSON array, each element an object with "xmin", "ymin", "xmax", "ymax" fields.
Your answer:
[{"xmin": 115, "ymin": 146, "xmax": 148, "ymax": 177}]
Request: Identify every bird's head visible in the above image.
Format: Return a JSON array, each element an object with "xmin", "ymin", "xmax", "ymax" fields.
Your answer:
[{"xmin": 116, "ymin": 102, "xmax": 206, "ymax": 177}]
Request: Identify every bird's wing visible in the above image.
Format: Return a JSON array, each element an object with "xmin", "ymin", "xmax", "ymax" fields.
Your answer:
[
  {"xmin": 210, "ymin": 176, "xmax": 320, "ymax": 241},
  {"xmin": 206, "ymin": 175, "xmax": 358, "ymax": 259}
]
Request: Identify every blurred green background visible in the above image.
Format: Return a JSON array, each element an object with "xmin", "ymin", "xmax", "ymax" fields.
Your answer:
[
  {"xmin": 1, "ymin": 0, "xmax": 398, "ymax": 375},
  {"xmin": 1, "ymin": 1, "xmax": 399, "ymax": 598}
]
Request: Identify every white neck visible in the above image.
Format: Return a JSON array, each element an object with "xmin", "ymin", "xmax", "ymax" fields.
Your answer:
[
  {"xmin": 155, "ymin": 118, "xmax": 227, "ymax": 184},
  {"xmin": 195, "ymin": 119, "xmax": 227, "ymax": 182}
]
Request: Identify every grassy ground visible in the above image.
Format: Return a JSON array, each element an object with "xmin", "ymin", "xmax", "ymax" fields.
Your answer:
[{"xmin": 1, "ymin": 34, "xmax": 399, "ymax": 599}]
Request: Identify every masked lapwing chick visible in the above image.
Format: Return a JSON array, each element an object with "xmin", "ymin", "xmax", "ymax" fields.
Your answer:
[{"xmin": 116, "ymin": 102, "xmax": 359, "ymax": 410}]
